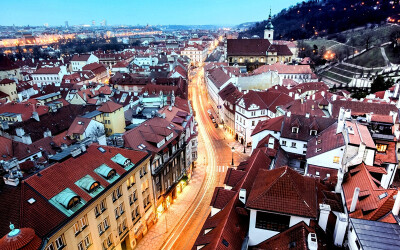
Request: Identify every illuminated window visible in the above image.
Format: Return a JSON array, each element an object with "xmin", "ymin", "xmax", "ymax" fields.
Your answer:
[
  {"xmin": 376, "ymin": 144, "xmax": 388, "ymax": 153},
  {"xmin": 333, "ymin": 156, "xmax": 340, "ymax": 163}
]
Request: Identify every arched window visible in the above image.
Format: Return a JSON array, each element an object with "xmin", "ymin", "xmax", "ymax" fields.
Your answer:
[
  {"xmin": 107, "ymin": 169, "xmax": 116, "ymax": 180},
  {"xmin": 67, "ymin": 196, "xmax": 81, "ymax": 209},
  {"xmin": 89, "ymin": 182, "xmax": 100, "ymax": 193}
]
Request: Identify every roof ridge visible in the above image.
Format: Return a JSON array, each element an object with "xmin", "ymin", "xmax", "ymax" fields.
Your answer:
[
  {"xmin": 247, "ymin": 167, "xmax": 287, "ymax": 206},
  {"xmin": 286, "ymin": 169, "xmax": 315, "ymax": 217}
]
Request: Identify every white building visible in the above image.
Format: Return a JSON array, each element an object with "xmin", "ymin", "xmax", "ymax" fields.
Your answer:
[
  {"xmin": 132, "ymin": 56, "xmax": 158, "ymax": 69},
  {"xmin": 181, "ymin": 43, "xmax": 207, "ymax": 65},
  {"xmin": 31, "ymin": 66, "xmax": 67, "ymax": 87},
  {"xmin": 70, "ymin": 54, "xmax": 99, "ymax": 72},
  {"xmin": 235, "ymin": 90, "xmax": 293, "ymax": 147},
  {"xmin": 204, "ymin": 67, "xmax": 234, "ymax": 119}
]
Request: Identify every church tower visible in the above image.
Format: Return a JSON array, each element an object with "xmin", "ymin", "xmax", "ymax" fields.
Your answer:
[{"xmin": 264, "ymin": 9, "xmax": 274, "ymax": 42}]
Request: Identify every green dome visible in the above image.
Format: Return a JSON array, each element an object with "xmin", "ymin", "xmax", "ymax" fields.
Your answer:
[{"xmin": 265, "ymin": 9, "xmax": 274, "ymax": 30}]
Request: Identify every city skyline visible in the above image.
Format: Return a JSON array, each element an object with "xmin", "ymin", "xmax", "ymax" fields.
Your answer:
[{"xmin": 1, "ymin": 0, "xmax": 300, "ymax": 26}]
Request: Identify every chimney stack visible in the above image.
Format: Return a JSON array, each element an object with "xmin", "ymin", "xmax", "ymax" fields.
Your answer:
[{"xmin": 349, "ymin": 187, "xmax": 360, "ymax": 213}]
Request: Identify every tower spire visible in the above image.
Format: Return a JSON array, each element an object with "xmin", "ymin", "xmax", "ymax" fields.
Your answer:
[{"xmin": 265, "ymin": 7, "xmax": 274, "ymax": 30}]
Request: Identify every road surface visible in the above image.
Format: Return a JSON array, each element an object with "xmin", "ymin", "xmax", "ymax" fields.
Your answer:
[{"xmin": 160, "ymin": 67, "xmax": 249, "ymax": 250}]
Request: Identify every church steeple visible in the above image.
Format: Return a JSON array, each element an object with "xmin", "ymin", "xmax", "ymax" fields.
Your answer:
[
  {"xmin": 264, "ymin": 8, "xmax": 274, "ymax": 41},
  {"xmin": 265, "ymin": 8, "xmax": 274, "ymax": 30}
]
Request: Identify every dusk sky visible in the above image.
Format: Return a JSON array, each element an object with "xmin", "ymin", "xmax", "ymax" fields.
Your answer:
[{"xmin": 1, "ymin": 0, "xmax": 300, "ymax": 26}]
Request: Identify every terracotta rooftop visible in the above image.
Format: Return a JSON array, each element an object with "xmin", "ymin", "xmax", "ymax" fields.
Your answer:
[
  {"xmin": 253, "ymin": 63, "xmax": 312, "ymax": 75},
  {"xmin": 251, "ymin": 116, "xmax": 284, "ymax": 136},
  {"xmin": 342, "ymin": 163, "xmax": 398, "ymax": 221},
  {"xmin": 98, "ymin": 101, "xmax": 122, "ymax": 113},
  {"xmin": 71, "ymin": 54, "xmax": 92, "ymax": 61},
  {"xmin": 227, "ymin": 39, "xmax": 271, "ymax": 56},
  {"xmin": 246, "ymin": 167, "xmax": 320, "ymax": 218}
]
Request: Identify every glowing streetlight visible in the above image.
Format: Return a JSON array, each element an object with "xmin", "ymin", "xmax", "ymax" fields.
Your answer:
[{"xmin": 231, "ymin": 147, "xmax": 235, "ymax": 166}]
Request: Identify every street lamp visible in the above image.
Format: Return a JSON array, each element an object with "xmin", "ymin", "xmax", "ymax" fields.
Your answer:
[{"xmin": 231, "ymin": 147, "xmax": 235, "ymax": 166}]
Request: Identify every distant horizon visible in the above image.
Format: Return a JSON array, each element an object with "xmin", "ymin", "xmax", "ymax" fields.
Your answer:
[{"xmin": 0, "ymin": 0, "xmax": 300, "ymax": 27}]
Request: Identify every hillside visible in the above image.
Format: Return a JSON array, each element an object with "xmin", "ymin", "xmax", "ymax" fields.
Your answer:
[{"xmin": 240, "ymin": 0, "xmax": 399, "ymax": 40}]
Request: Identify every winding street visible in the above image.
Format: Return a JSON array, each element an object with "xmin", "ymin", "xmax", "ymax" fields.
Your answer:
[{"xmin": 159, "ymin": 67, "xmax": 249, "ymax": 250}]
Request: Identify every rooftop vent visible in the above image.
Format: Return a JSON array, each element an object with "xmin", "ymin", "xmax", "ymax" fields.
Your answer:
[
  {"xmin": 27, "ymin": 198, "xmax": 36, "ymax": 204},
  {"xmin": 379, "ymin": 192, "xmax": 388, "ymax": 200},
  {"xmin": 97, "ymin": 147, "xmax": 106, "ymax": 153}
]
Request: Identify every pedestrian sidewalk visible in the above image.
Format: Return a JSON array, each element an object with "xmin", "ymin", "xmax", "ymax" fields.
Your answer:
[
  {"xmin": 136, "ymin": 142, "xmax": 207, "ymax": 249},
  {"xmin": 227, "ymin": 140, "xmax": 252, "ymax": 158}
]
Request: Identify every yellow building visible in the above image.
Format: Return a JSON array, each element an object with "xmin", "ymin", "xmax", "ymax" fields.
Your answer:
[
  {"xmin": 23, "ymin": 144, "xmax": 155, "ymax": 250},
  {"xmin": 0, "ymin": 78, "xmax": 18, "ymax": 101},
  {"xmin": 82, "ymin": 101, "xmax": 126, "ymax": 136}
]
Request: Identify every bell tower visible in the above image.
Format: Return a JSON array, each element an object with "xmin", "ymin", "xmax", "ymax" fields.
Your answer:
[{"xmin": 264, "ymin": 8, "xmax": 274, "ymax": 42}]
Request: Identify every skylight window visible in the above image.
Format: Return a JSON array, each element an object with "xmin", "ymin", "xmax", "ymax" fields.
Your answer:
[
  {"xmin": 98, "ymin": 147, "xmax": 106, "ymax": 153},
  {"xmin": 378, "ymin": 192, "xmax": 388, "ymax": 200}
]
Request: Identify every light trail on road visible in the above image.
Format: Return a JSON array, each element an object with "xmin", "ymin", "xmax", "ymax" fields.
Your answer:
[{"xmin": 160, "ymin": 71, "xmax": 219, "ymax": 250}]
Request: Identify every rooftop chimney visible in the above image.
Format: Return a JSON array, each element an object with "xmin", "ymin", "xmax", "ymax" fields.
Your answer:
[
  {"xmin": 349, "ymin": 187, "xmax": 360, "ymax": 213},
  {"xmin": 307, "ymin": 233, "xmax": 318, "ymax": 250}
]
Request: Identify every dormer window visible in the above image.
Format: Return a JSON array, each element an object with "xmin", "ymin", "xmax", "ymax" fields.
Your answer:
[
  {"xmin": 51, "ymin": 188, "xmax": 84, "ymax": 213},
  {"xmin": 310, "ymin": 130, "xmax": 317, "ymax": 136},
  {"xmin": 89, "ymin": 182, "xmax": 100, "ymax": 193},
  {"xmin": 67, "ymin": 196, "xmax": 81, "ymax": 209},
  {"xmin": 376, "ymin": 144, "xmax": 388, "ymax": 153},
  {"xmin": 111, "ymin": 154, "xmax": 134, "ymax": 170},
  {"xmin": 76, "ymin": 175, "xmax": 102, "ymax": 194},
  {"xmin": 292, "ymin": 127, "xmax": 299, "ymax": 133},
  {"xmin": 95, "ymin": 164, "xmax": 119, "ymax": 183}
]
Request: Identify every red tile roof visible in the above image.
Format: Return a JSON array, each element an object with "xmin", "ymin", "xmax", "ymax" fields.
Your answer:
[
  {"xmin": 342, "ymin": 163, "xmax": 398, "ymax": 221},
  {"xmin": 207, "ymin": 67, "xmax": 231, "ymax": 89},
  {"xmin": 331, "ymin": 100, "xmax": 397, "ymax": 118},
  {"xmin": 0, "ymin": 102, "xmax": 48, "ymax": 121},
  {"xmin": 0, "ymin": 227, "xmax": 42, "ymax": 250},
  {"xmin": 32, "ymin": 67, "xmax": 61, "ymax": 75},
  {"xmin": 374, "ymin": 140, "xmax": 397, "ymax": 165},
  {"xmin": 123, "ymin": 117, "xmax": 182, "ymax": 153},
  {"xmin": 371, "ymin": 114, "xmax": 394, "ymax": 124},
  {"xmin": 346, "ymin": 121, "xmax": 375, "ymax": 148},
  {"xmin": 282, "ymin": 99, "xmax": 326, "ymax": 117},
  {"xmin": 291, "ymin": 82, "xmax": 329, "ymax": 95},
  {"xmin": 252, "ymin": 221, "xmax": 327, "ymax": 250},
  {"xmin": 25, "ymin": 144, "xmax": 149, "ymax": 202},
  {"xmin": 253, "ymin": 63, "xmax": 312, "ymax": 75},
  {"xmin": 281, "ymin": 115, "xmax": 336, "ymax": 142},
  {"xmin": 0, "ymin": 78, "xmax": 15, "ymax": 84},
  {"xmin": 66, "ymin": 117, "xmax": 92, "ymax": 136},
  {"xmin": 227, "ymin": 39, "xmax": 271, "ymax": 56},
  {"xmin": 7, "ymin": 104, "xmax": 97, "ymax": 142},
  {"xmin": 210, "ymin": 187, "xmax": 237, "ymax": 209},
  {"xmin": 0, "ymin": 55, "xmax": 19, "ymax": 71},
  {"xmin": 98, "ymin": 101, "xmax": 122, "ymax": 113},
  {"xmin": 71, "ymin": 54, "xmax": 91, "ymax": 62},
  {"xmin": 307, "ymin": 123, "xmax": 346, "ymax": 159},
  {"xmin": 82, "ymin": 62, "xmax": 107, "ymax": 75},
  {"xmin": 239, "ymin": 90, "xmax": 294, "ymax": 113},
  {"xmin": 246, "ymin": 167, "xmax": 319, "ymax": 218},
  {"xmin": 251, "ymin": 116, "xmax": 284, "ymax": 136}
]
